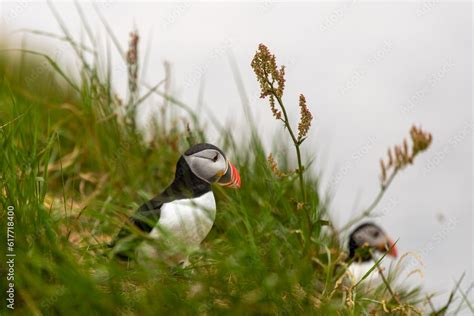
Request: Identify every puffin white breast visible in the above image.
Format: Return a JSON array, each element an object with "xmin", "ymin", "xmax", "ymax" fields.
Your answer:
[{"xmin": 149, "ymin": 191, "xmax": 216, "ymax": 247}]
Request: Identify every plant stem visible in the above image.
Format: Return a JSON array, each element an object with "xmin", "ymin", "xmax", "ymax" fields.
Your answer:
[
  {"xmin": 262, "ymin": 74, "xmax": 311, "ymax": 235},
  {"xmin": 375, "ymin": 264, "xmax": 402, "ymax": 306},
  {"xmin": 267, "ymin": 84, "xmax": 306, "ymax": 200},
  {"xmin": 266, "ymin": 85, "xmax": 312, "ymax": 236},
  {"xmin": 339, "ymin": 168, "xmax": 399, "ymax": 232}
]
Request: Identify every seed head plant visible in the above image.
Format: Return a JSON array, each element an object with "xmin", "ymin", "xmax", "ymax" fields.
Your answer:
[
  {"xmin": 267, "ymin": 153, "xmax": 288, "ymax": 178},
  {"xmin": 126, "ymin": 30, "xmax": 139, "ymax": 127},
  {"xmin": 252, "ymin": 43, "xmax": 314, "ymax": 235},
  {"xmin": 379, "ymin": 125, "xmax": 433, "ymax": 185},
  {"xmin": 340, "ymin": 125, "xmax": 433, "ymax": 232}
]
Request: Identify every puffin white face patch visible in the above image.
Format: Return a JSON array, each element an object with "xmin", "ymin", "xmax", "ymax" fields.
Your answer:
[
  {"xmin": 353, "ymin": 225, "xmax": 386, "ymax": 248},
  {"xmin": 184, "ymin": 149, "xmax": 227, "ymax": 183}
]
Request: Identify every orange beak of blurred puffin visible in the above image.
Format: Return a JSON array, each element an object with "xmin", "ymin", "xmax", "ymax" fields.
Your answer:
[
  {"xmin": 378, "ymin": 238, "xmax": 398, "ymax": 258},
  {"xmin": 217, "ymin": 160, "xmax": 241, "ymax": 188},
  {"xmin": 387, "ymin": 238, "xmax": 398, "ymax": 257}
]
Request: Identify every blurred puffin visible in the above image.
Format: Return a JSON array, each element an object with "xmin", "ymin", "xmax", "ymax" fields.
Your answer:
[
  {"xmin": 111, "ymin": 143, "xmax": 240, "ymax": 265},
  {"xmin": 346, "ymin": 223, "xmax": 398, "ymax": 283},
  {"xmin": 348, "ymin": 222, "xmax": 398, "ymax": 261}
]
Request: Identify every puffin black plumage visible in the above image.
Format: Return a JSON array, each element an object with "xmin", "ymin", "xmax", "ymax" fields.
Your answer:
[
  {"xmin": 111, "ymin": 143, "xmax": 240, "ymax": 264},
  {"xmin": 348, "ymin": 222, "xmax": 398, "ymax": 262}
]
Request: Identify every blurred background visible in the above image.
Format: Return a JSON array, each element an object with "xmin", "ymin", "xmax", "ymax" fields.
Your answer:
[{"xmin": 1, "ymin": 0, "xmax": 472, "ymax": 309}]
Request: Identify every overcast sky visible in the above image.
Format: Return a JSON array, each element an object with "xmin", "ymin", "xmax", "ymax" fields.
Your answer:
[{"xmin": 1, "ymin": 1, "xmax": 472, "ymax": 312}]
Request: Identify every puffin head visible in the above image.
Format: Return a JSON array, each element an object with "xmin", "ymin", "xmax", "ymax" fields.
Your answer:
[
  {"xmin": 348, "ymin": 222, "xmax": 397, "ymax": 261},
  {"xmin": 183, "ymin": 143, "xmax": 241, "ymax": 188}
]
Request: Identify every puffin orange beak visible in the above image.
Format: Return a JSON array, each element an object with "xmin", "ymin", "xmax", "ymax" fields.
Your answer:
[
  {"xmin": 387, "ymin": 238, "xmax": 398, "ymax": 257},
  {"xmin": 217, "ymin": 160, "xmax": 241, "ymax": 188},
  {"xmin": 381, "ymin": 238, "xmax": 398, "ymax": 257}
]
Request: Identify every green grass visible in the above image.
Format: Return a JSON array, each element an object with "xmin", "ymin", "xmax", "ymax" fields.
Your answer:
[{"xmin": 0, "ymin": 13, "xmax": 470, "ymax": 315}]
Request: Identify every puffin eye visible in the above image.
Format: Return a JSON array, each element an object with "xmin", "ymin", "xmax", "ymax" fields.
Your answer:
[
  {"xmin": 372, "ymin": 231, "xmax": 380, "ymax": 238},
  {"xmin": 212, "ymin": 153, "xmax": 219, "ymax": 162}
]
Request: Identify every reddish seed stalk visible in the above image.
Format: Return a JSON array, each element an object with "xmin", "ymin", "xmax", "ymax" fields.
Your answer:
[{"xmin": 252, "ymin": 44, "xmax": 313, "ymax": 235}]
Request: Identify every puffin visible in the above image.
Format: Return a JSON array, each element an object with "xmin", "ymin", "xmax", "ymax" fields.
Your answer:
[
  {"xmin": 346, "ymin": 223, "xmax": 398, "ymax": 284},
  {"xmin": 111, "ymin": 143, "xmax": 240, "ymax": 265},
  {"xmin": 348, "ymin": 222, "xmax": 398, "ymax": 262}
]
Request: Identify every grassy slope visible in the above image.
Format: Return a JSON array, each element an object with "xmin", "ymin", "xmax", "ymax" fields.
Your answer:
[{"xmin": 0, "ymin": 36, "xmax": 442, "ymax": 315}]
